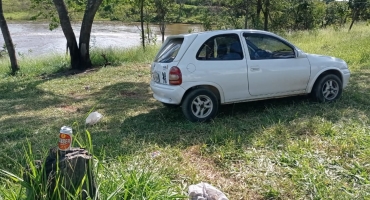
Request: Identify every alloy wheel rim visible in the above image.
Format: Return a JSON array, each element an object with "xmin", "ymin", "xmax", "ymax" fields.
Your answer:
[
  {"xmin": 322, "ymin": 79, "xmax": 339, "ymax": 101},
  {"xmin": 191, "ymin": 95, "xmax": 213, "ymax": 118}
]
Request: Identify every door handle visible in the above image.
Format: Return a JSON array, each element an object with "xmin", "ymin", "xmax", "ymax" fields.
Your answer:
[{"xmin": 250, "ymin": 67, "xmax": 260, "ymax": 71}]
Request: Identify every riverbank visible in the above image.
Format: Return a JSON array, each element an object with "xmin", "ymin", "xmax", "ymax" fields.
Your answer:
[
  {"xmin": 0, "ymin": 45, "xmax": 159, "ymax": 75},
  {"xmin": 0, "ymin": 22, "xmax": 201, "ymax": 58},
  {"xmin": 1, "ymin": 25, "xmax": 370, "ymax": 199}
]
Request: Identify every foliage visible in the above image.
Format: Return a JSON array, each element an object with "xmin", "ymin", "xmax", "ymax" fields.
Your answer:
[
  {"xmin": 3, "ymin": 0, "xmax": 370, "ymax": 32},
  {"xmin": 348, "ymin": 0, "xmax": 370, "ymax": 30},
  {"xmin": 29, "ymin": 0, "xmax": 82, "ymax": 30},
  {"xmin": 324, "ymin": 1, "xmax": 349, "ymax": 27}
]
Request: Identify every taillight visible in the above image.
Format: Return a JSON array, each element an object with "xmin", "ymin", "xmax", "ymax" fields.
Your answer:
[{"xmin": 169, "ymin": 66, "xmax": 182, "ymax": 85}]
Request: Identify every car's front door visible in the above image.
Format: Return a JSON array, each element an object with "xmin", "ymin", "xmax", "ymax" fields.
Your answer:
[{"xmin": 244, "ymin": 33, "xmax": 311, "ymax": 96}]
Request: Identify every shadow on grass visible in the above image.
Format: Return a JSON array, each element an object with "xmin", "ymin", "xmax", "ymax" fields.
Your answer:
[
  {"xmin": 0, "ymin": 70, "xmax": 97, "ymax": 169},
  {"xmin": 89, "ymin": 71, "xmax": 370, "ymax": 158},
  {"xmin": 1, "ymin": 70, "xmax": 369, "ymax": 169},
  {"xmin": 0, "ymin": 79, "xmax": 70, "ymax": 115}
]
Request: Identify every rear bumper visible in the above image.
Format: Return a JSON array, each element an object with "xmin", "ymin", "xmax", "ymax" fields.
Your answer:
[{"xmin": 150, "ymin": 81, "xmax": 185, "ymax": 105}]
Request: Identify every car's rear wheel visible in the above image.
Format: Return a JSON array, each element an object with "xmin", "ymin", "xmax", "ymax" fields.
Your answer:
[
  {"xmin": 313, "ymin": 74, "xmax": 342, "ymax": 102},
  {"xmin": 182, "ymin": 89, "xmax": 218, "ymax": 122}
]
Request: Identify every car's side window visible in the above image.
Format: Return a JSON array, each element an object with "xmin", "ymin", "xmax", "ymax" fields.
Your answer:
[
  {"xmin": 244, "ymin": 34, "xmax": 295, "ymax": 60},
  {"xmin": 196, "ymin": 34, "xmax": 243, "ymax": 61}
]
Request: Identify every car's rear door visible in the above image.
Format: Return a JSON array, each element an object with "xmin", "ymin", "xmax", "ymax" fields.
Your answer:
[{"xmin": 187, "ymin": 33, "xmax": 250, "ymax": 102}]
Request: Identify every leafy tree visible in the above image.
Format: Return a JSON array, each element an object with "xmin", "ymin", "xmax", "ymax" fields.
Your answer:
[
  {"xmin": 223, "ymin": 0, "xmax": 253, "ymax": 29},
  {"xmin": 99, "ymin": 0, "xmax": 121, "ymax": 20},
  {"xmin": 324, "ymin": 1, "xmax": 348, "ymax": 27},
  {"xmin": 262, "ymin": 0, "xmax": 270, "ymax": 30},
  {"xmin": 32, "ymin": 0, "xmax": 103, "ymax": 70},
  {"xmin": 292, "ymin": 0, "xmax": 325, "ymax": 30},
  {"xmin": 255, "ymin": 0, "xmax": 263, "ymax": 29},
  {"xmin": 0, "ymin": 0, "xmax": 19, "ymax": 75},
  {"xmin": 153, "ymin": 0, "xmax": 174, "ymax": 43},
  {"xmin": 348, "ymin": 0, "xmax": 370, "ymax": 31},
  {"xmin": 262, "ymin": 0, "xmax": 325, "ymax": 31},
  {"xmin": 124, "ymin": 0, "xmax": 157, "ymax": 48},
  {"xmin": 201, "ymin": 7, "xmax": 213, "ymax": 31},
  {"xmin": 139, "ymin": 0, "xmax": 145, "ymax": 49}
]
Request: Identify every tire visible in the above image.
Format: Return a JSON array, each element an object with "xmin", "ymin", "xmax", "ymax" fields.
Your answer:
[
  {"xmin": 181, "ymin": 89, "xmax": 219, "ymax": 122},
  {"xmin": 313, "ymin": 74, "xmax": 342, "ymax": 102},
  {"xmin": 162, "ymin": 102, "xmax": 179, "ymax": 109}
]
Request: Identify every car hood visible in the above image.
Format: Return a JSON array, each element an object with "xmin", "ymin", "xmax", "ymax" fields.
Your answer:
[{"xmin": 306, "ymin": 53, "xmax": 348, "ymax": 70}]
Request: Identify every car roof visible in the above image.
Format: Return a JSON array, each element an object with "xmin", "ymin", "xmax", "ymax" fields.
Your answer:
[
  {"xmin": 165, "ymin": 29, "xmax": 301, "ymax": 52},
  {"xmin": 176, "ymin": 29, "xmax": 279, "ymax": 37}
]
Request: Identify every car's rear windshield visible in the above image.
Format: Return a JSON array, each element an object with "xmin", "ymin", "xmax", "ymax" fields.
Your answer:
[{"xmin": 154, "ymin": 38, "xmax": 184, "ymax": 63}]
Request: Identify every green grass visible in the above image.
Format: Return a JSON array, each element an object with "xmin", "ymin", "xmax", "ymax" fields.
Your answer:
[
  {"xmin": 2, "ymin": 0, "xmax": 32, "ymax": 21},
  {"xmin": 0, "ymin": 24, "xmax": 370, "ymax": 199}
]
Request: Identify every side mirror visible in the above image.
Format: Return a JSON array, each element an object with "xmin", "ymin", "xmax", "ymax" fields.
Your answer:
[{"xmin": 296, "ymin": 50, "xmax": 306, "ymax": 58}]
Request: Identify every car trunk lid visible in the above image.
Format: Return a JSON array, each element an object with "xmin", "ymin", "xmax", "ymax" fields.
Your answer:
[{"xmin": 151, "ymin": 34, "xmax": 197, "ymax": 85}]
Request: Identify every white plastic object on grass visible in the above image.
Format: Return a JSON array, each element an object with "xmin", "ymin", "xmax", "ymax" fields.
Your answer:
[
  {"xmin": 188, "ymin": 182, "xmax": 228, "ymax": 200},
  {"xmin": 85, "ymin": 112, "xmax": 103, "ymax": 125}
]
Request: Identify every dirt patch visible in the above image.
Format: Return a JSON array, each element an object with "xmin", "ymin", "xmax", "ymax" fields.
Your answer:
[
  {"xmin": 68, "ymin": 92, "xmax": 86, "ymax": 100},
  {"xmin": 120, "ymin": 91, "xmax": 138, "ymax": 97},
  {"xmin": 56, "ymin": 105, "xmax": 80, "ymax": 113},
  {"xmin": 39, "ymin": 68, "xmax": 101, "ymax": 80},
  {"xmin": 119, "ymin": 90, "xmax": 151, "ymax": 99},
  {"xmin": 182, "ymin": 145, "xmax": 262, "ymax": 199},
  {"xmin": 14, "ymin": 104, "xmax": 26, "ymax": 111}
]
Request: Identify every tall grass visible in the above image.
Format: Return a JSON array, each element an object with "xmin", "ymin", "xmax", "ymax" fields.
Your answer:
[
  {"xmin": 90, "ymin": 46, "xmax": 159, "ymax": 67},
  {"xmin": 0, "ymin": 46, "xmax": 159, "ymax": 76},
  {"xmin": 285, "ymin": 23, "xmax": 370, "ymax": 70},
  {"xmin": 0, "ymin": 130, "xmax": 185, "ymax": 199}
]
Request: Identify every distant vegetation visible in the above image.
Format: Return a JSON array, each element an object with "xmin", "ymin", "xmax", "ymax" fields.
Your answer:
[
  {"xmin": 3, "ymin": 0, "xmax": 370, "ymax": 31},
  {"xmin": 2, "ymin": 0, "xmax": 31, "ymax": 20}
]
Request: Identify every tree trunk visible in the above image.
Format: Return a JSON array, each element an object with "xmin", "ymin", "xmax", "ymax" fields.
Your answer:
[
  {"xmin": 177, "ymin": 1, "xmax": 184, "ymax": 23},
  {"xmin": 160, "ymin": 21, "xmax": 165, "ymax": 43},
  {"xmin": 52, "ymin": 0, "xmax": 81, "ymax": 70},
  {"xmin": 348, "ymin": 8, "xmax": 359, "ymax": 32},
  {"xmin": 263, "ymin": 0, "xmax": 269, "ymax": 31},
  {"xmin": 53, "ymin": 0, "xmax": 102, "ymax": 70},
  {"xmin": 256, "ymin": 0, "xmax": 262, "ymax": 28},
  {"xmin": 244, "ymin": 0, "xmax": 249, "ymax": 29},
  {"xmin": 348, "ymin": 18, "xmax": 355, "ymax": 31},
  {"xmin": 79, "ymin": 0, "xmax": 103, "ymax": 69},
  {"xmin": 145, "ymin": 7, "xmax": 151, "ymax": 44},
  {"xmin": 140, "ymin": 0, "xmax": 145, "ymax": 49},
  {"xmin": 146, "ymin": 21, "xmax": 151, "ymax": 44},
  {"xmin": 0, "ymin": 0, "xmax": 19, "ymax": 75}
]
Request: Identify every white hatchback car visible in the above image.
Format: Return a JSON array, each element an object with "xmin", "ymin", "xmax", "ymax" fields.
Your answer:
[{"xmin": 150, "ymin": 30, "xmax": 350, "ymax": 122}]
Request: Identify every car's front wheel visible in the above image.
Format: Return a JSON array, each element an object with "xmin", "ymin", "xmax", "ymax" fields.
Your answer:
[
  {"xmin": 182, "ymin": 89, "xmax": 218, "ymax": 122},
  {"xmin": 313, "ymin": 74, "xmax": 342, "ymax": 102}
]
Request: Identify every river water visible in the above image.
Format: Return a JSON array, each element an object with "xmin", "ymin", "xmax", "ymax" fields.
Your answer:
[{"xmin": 1, "ymin": 22, "xmax": 202, "ymax": 57}]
